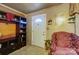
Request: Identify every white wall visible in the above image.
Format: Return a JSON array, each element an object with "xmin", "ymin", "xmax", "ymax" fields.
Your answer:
[{"xmin": 26, "ymin": 3, "xmax": 75, "ymax": 45}]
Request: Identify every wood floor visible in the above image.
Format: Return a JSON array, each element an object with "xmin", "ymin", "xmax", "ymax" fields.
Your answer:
[{"xmin": 9, "ymin": 45, "xmax": 48, "ymax": 55}]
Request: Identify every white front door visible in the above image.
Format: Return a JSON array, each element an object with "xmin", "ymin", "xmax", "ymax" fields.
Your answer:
[{"xmin": 32, "ymin": 14, "xmax": 46, "ymax": 48}]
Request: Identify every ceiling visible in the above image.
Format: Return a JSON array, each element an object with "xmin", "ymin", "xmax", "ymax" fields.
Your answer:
[{"xmin": 3, "ymin": 3, "xmax": 61, "ymax": 14}]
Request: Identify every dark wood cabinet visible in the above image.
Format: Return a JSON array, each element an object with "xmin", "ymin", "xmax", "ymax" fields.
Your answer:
[{"xmin": 0, "ymin": 11, "xmax": 27, "ymax": 55}]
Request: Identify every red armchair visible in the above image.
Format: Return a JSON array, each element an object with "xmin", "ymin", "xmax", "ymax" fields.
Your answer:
[{"xmin": 49, "ymin": 31, "xmax": 79, "ymax": 55}]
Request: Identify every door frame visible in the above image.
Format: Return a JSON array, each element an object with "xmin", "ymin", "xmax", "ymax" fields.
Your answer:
[{"xmin": 31, "ymin": 14, "xmax": 47, "ymax": 48}]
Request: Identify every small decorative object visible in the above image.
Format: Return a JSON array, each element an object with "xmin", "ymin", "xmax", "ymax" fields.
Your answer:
[
  {"xmin": 0, "ymin": 14, "xmax": 2, "ymax": 18},
  {"xmin": 0, "ymin": 44, "xmax": 2, "ymax": 48},
  {"xmin": 10, "ymin": 43, "xmax": 14, "ymax": 45},
  {"xmin": 68, "ymin": 15, "xmax": 75, "ymax": 23},
  {"xmin": 22, "ymin": 35, "xmax": 24, "ymax": 37},
  {"xmin": 45, "ymin": 40, "xmax": 51, "ymax": 50},
  {"xmin": 3, "ymin": 15, "xmax": 6, "ymax": 19},
  {"xmin": 14, "ymin": 18, "xmax": 17, "ymax": 21},
  {"xmin": 20, "ymin": 30, "xmax": 23, "ymax": 33},
  {"xmin": 48, "ymin": 19, "xmax": 52, "ymax": 25}
]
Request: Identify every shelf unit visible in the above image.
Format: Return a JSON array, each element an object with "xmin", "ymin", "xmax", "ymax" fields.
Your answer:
[
  {"xmin": 19, "ymin": 17, "xmax": 26, "ymax": 47},
  {"xmin": 0, "ymin": 11, "xmax": 27, "ymax": 55}
]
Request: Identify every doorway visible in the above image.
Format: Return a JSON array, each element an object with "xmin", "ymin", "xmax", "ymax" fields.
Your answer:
[{"xmin": 32, "ymin": 14, "xmax": 46, "ymax": 48}]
